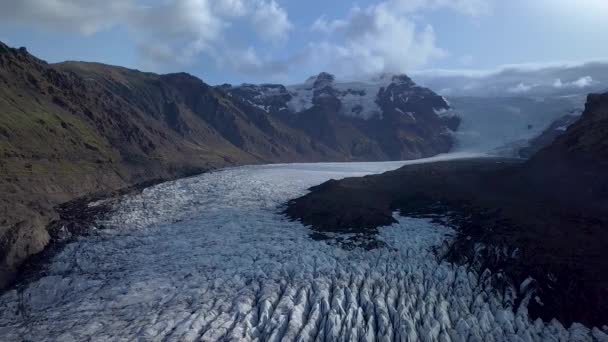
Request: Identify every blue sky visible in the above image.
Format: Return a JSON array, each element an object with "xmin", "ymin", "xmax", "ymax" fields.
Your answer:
[{"xmin": 1, "ymin": 0, "xmax": 608, "ymax": 85}]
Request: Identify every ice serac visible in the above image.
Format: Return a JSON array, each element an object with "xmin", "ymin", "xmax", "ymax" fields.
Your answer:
[{"xmin": 223, "ymin": 72, "xmax": 461, "ymax": 161}]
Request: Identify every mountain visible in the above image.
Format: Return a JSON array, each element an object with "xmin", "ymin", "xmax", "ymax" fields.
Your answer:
[
  {"xmin": 523, "ymin": 92, "xmax": 608, "ymax": 201},
  {"xmin": 221, "ymin": 72, "xmax": 460, "ymax": 160},
  {"xmin": 0, "ymin": 41, "xmax": 457, "ymax": 289},
  {"xmin": 285, "ymin": 92, "xmax": 608, "ymax": 327}
]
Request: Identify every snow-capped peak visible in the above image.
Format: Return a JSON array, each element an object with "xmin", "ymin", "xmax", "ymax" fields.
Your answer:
[{"xmin": 224, "ymin": 72, "xmax": 454, "ymax": 122}]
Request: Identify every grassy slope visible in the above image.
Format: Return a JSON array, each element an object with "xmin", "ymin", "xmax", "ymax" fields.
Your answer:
[{"xmin": 0, "ymin": 47, "xmax": 257, "ymax": 288}]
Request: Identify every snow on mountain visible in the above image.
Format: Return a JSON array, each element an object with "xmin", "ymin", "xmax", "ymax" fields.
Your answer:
[
  {"xmin": 225, "ymin": 72, "xmax": 453, "ymax": 121},
  {"xmin": 0, "ymin": 156, "xmax": 604, "ymax": 341},
  {"xmin": 223, "ymin": 71, "xmax": 591, "ymax": 159},
  {"xmin": 287, "ymin": 72, "xmax": 386, "ymax": 119},
  {"xmin": 221, "ymin": 73, "xmax": 459, "ymax": 161}
]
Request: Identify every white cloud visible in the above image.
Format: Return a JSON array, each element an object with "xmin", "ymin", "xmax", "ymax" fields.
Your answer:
[
  {"xmin": 0, "ymin": 0, "xmax": 292, "ymax": 71},
  {"xmin": 215, "ymin": 46, "xmax": 289, "ymax": 77},
  {"xmin": 459, "ymin": 55, "xmax": 474, "ymax": 66},
  {"xmin": 251, "ymin": 0, "xmax": 292, "ymax": 42},
  {"xmin": 413, "ymin": 62, "xmax": 608, "ymax": 97},
  {"xmin": 305, "ymin": 0, "xmax": 494, "ymax": 78},
  {"xmin": 387, "ymin": 0, "xmax": 493, "ymax": 17},
  {"xmin": 307, "ymin": 3, "xmax": 452, "ymax": 77},
  {"xmin": 414, "ymin": 60, "xmax": 608, "ymax": 80},
  {"xmin": 311, "ymin": 15, "xmax": 344, "ymax": 33},
  {"xmin": 131, "ymin": 0, "xmax": 224, "ymax": 65},
  {"xmin": 442, "ymin": 0, "xmax": 493, "ymax": 17},
  {"xmin": 508, "ymin": 83, "xmax": 534, "ymax": 93},
  {"xmin": 212, "ymin": 0, "xmax": 248, "ymax": 17},
  {"xmin": 553, "ymin": 76, "xmax": 594, "ymax": 89},
  {"xmin": 0, "ymin": 0, "xmax": 131, "ymax": 35},
  {"xmin": 0, "ymin": 0, "xmax": 497, "ymax": 80},
  {"xmin": 572, "ymin": 76, "xmax": 594, "ymax": 88},
  {"xmin": 553, "ymin": 78, "xmax": 564, "ymax": 88}
]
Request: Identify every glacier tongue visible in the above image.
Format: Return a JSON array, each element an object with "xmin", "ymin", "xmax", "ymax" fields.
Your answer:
[
  {"xmin": 448, "ymin": 95, "xmax": 586, "ymax": 155},
  {"xmin": 0, "ymin": 158, "xmax": 604, "ymax": 341}
]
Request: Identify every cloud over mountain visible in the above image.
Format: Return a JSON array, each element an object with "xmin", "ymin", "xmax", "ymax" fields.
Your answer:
[
  {"xmin": 0, "ymin": 0, "xmax": 499, "ymax": 80},
  {"xmin": 305, "ymin": 0, "xmax": 493, "ymax": 78},
  {"xmin": 0, "ymin": 0, "xmax": 292, "ymax": 71},
  {"xmin": 414, "ymin": 61, "xmax": 608, "ymax": 97}
]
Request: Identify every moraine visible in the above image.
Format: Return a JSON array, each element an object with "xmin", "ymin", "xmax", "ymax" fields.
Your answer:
[{"xmin": 0, "ymin": 154, "xmax": 604, "ymax": 341}]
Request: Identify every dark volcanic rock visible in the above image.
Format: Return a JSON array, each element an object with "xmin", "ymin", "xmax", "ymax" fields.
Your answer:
[
  {"xmin": 285, "ymin": 92, "xmax": 608, "ymax": 327},
  {"xmin": 285, "ymin": 158, "xmax": 519, "ymax": 233}
]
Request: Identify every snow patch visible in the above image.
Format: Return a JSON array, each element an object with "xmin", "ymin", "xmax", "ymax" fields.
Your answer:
[
  {"xmin": 286, "ymin": 86, "xmax": 314, "ymax": 112},
  {"xmin": 286, "ymin": 77, "xmax": 393, "ymax": 120}
]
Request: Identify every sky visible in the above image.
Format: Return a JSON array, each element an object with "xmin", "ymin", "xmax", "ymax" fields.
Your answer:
[{"xmin": 1, "ymin": 0, "xmax": 608, "ymax": 85}]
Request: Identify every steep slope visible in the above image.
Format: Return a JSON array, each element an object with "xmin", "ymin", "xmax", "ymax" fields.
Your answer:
[
  {"xmin": 521, "ymin": 92, "xmax": 608, "ymax": 212},
  {"xmin": 0, "ymin": 45, "xmax": 252, "ymax": 288},
  {"xmin": 55, "ymin": 62, "xmax": 341, "ymax": 163},
  {"xmin": 530, "ymin": 92, "xmax": 608, "ymax": 163},
  {"xmin": 518, "ymin": 112, "xmax": 581, "ymax": 158}
]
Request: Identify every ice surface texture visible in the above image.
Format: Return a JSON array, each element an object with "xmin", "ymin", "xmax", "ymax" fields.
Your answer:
[{"xmin": 1, "ymin": 156, "xmax": 606, "ymax": 341}]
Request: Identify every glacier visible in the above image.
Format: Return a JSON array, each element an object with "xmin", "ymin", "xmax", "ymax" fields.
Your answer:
[
  {"xmin": 447, "ymin": 95, "xmax": 585, "ymax": 155},
  {"xmin": 1, "ymin": 153, "xmax": 607, "ymax": 341}
]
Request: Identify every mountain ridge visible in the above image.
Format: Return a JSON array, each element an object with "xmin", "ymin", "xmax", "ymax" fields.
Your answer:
[{"xmin": 0, "ymin": 41, "xmax": 457, "ymax": 289}]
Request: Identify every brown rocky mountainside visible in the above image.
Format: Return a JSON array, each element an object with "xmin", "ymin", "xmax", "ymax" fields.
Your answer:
[
  {"xmin": 285, "ymin": 92, "xmax": 608, "ymax": 327},
  {"xmin": 0, "ymin": 41, "xmax": 457, "ymax": 289}
]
